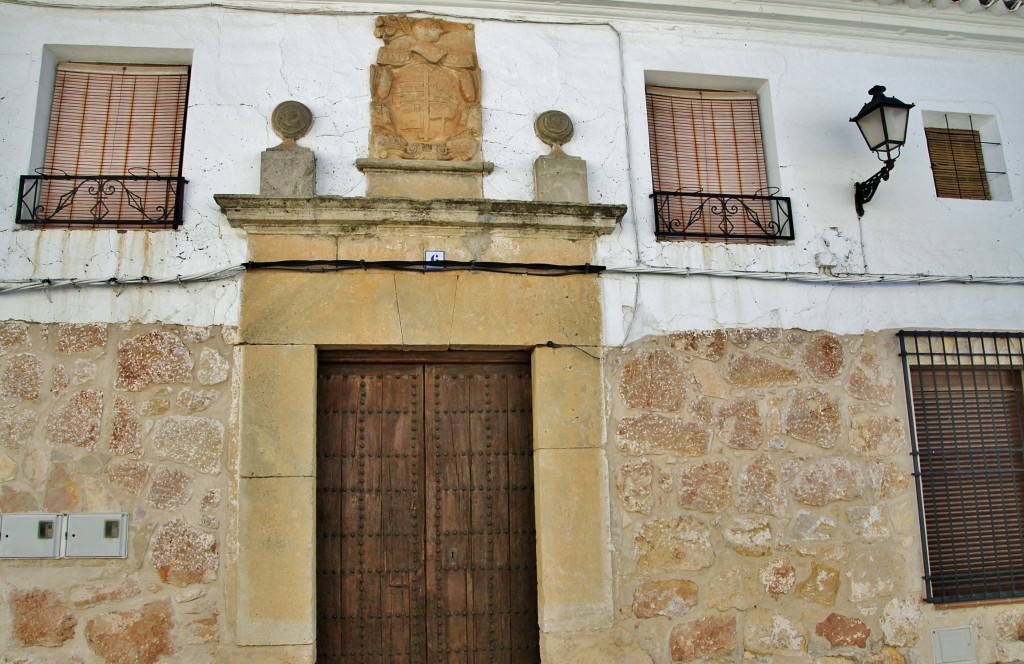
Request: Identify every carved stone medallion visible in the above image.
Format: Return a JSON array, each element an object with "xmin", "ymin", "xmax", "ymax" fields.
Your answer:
[
  {"xmin": 271, "ymin": 100, "xmax": 313, "ymax": 143},
  {"xmin": 535, "ymin": 110, "xmax": 574, "ymax": 152},
  {"xmin": 370, "ymin": 15, "xmax": 482, "ymax": 161}
]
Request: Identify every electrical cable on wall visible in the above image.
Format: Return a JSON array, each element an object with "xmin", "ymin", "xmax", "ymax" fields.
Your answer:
[{"xmin": 4, "ymin": 260, "xmax": 1024, "ymax": 295}]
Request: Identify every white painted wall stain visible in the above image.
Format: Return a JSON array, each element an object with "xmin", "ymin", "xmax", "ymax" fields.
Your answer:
[{"xmin": 0, "ymin": 2, "xmax": 1021, "ymax": 334}]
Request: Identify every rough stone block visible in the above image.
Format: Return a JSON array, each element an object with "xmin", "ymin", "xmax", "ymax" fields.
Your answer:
[
  {"xmin": 759, "ymin": 558, "xmax": 796, "ymax": 598},
  {"xmin": 10, "ymin": 588, "xmax": 77, "ymax": 646},
  {"xmin": 2, "ymin": 353, "xmax": 42, "ymax": 401},
  {"xmin": 616, "ymin": 459, "xmax": 654, "ymax": 514},
  {"xmin": 669, "ymin": 615, "xmax": 736, "ymax": 661},
  {"xmin": 743, "ymin": 609, "xmax": 807, "ymax": 654},
  {"xmin": 723, "ymin": 516, "xmax": 772, "ymax": 556},
  {"xmin": 617, "ymin": 414, "xmax": 711, "ymax": 456},
  {"xmin": 631, "ymin": 579, "xmax": 698, "ymax": 618},
  {"xmin": 150, "ymin": 517, "xmax": 218, "ymax": 586},
  {"xmin": 152, "ymin": 415, "xmax": 225, "ymax": 475},
  {"xmin": 237, "ymin": 476, "xmax": 316, "ymax": 646},
  {"xmin": 116, "ymin": 330, "xmax": 193, "ymax": 391},
  {"xmin": 240, "ymin": 345, "xmax": 316, "ymax": 478},
  {"xmin": 85, "ymin": 600, "xmax": 175, "ymax": 663},
  {"xmin": 261, "ymin": 146, "xmax": 315, "ymax": 197},
  {"xmin": 534, "ymin": 447, "xmax": 613, "ymax": 632},
  {"xmin": 620, "ymin": 349, "xmax": 685, "ymax": 411},
  {"xmin": 795, "ymin": 562, "xmax": 840, "ymax": 605},
  {"xmin": 817, "ymin": 612, "xmax": 870, "ymax": 647},
  {"xmin": 736, "ymin": 454, "xmax": 787, "ymax": 516},
  {"xmin": 534, "ymin": 153, "xmax": 589, "ymax": 203},
  {"xmin": 635, "ymin": 515, "xmax": 714, "ymax": 573}
]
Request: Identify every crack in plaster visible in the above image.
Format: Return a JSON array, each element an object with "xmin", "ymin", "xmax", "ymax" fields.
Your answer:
[{"xmin": 392, "ymin": 273, "xmax": 405, "ymax": 345}]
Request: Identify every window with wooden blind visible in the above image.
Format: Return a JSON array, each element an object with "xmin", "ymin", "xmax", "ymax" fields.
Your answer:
[
  {"xmin": 18, "ymin": 62, "xmax": 189, "ymax": 228},
  {"xmin": 646, "ymin": 86, "xmax": 792, "ymax": 243},
  {"xmin": 900, "ymin": 331, "xmax": 1024, "ymax": 603},
  {"xmin": 925, "ymin": 127, "xmax": 991, "ymax": 200}
]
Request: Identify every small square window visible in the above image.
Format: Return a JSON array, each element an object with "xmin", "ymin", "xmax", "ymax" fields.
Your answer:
[
  {"xmin": 925, "ymin": 127, "xmax": 989, "ymax": 200},
  {"xmin": 18, "ymin": 62, "xmax": 190, "ymax": 228},
  {"xmin": 646, "ymin": 86, "xmax": 792, "ymax": 243},
  {"xmin": 922, "ymin": 112, "xmax": 1010, "ymax": 202}
]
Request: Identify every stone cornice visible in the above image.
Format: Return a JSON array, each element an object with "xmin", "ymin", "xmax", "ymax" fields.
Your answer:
[
  {"xmin": 216, "ymin": 195, "xmax": 626, "ymax": 239},
  {"xmin": 15, "ymin": 0, "xmax": 1023, "ymax": 51}
]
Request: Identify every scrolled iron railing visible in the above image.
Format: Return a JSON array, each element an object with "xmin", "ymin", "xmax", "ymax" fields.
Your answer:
[
  {"xmin": 652, "ymin": 190, "xmax": 794, "ymax": 242},
  {"xmin": 17, "ymin": 169, "xmax": 186, "ymax": 228}
]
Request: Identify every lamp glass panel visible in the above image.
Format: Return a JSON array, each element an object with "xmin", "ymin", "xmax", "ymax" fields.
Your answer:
[
  {"xmin": 882, "ymin": 106, "xmax": 910, "ymax": 147},
  {"xmin": 856, "ymin": 108, "xmax": 887, "ymax": 152}
]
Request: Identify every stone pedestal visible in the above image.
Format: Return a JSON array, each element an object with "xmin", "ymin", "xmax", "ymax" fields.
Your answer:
[
  {"xmin": 534, "ymin": 153, "xmax": 589, "ymax": 204},
  {"xmin": 260, "ymin": 146, "xmax": 315, "ymax": 197},
  {"xmin": 356, "ymin": 158, "xmax": 493, "ymax": 199}
]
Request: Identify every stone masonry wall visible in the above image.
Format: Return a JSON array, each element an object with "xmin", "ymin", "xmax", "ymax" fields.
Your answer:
[
  {"xmin": 0, "ymin": 320, "xmax": 236, "ymax": 663},
  {"xmin": 597, "ymin": 329, "xmax": 1024, "ymax": 664}
]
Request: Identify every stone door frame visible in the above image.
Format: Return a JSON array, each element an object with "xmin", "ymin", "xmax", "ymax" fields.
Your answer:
[{"xmin": 221, "ymin": 195, "xmax": 625, "ymax": 660}]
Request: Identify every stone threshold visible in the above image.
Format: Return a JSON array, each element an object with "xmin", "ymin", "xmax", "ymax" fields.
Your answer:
[{"xmin": 216, "ymin": 195, "xmax": 626, "ymax": 240}]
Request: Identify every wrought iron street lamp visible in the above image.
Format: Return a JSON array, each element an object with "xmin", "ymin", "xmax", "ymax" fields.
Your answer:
[{"xmin": 850, "ymin": 85, "xmax": 915, "ymax": 217}]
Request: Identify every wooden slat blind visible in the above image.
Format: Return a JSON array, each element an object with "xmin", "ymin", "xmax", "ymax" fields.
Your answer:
[
  {"xmin": 925, "ymin": 127, "xmax": 991, "ymax": 200},
  {"xmin": 40, "ymin": 62, "xmax": 189, "ymax": 222},
  {"xmin": 646, "ymin": 87, "xmax": 772, "ymax": 243},
  {"xmin": 646, "ymin": 87, "xmax": 768, "ymax": 198},
  {"xmin": 902, "ymin": 332, "xmax": 1024, "ymax": 603}
]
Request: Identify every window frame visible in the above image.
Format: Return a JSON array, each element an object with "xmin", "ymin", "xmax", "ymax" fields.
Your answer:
[
  {"xmin": 644, "ymin": 83, "xmax": 792, "ymax": 244},
  {"xmin": 921, "ymin": 111, "xmax": 1011, "ymax": 203},
  {"xmin": 17, "ymin": 46, "xmax": 193, "ymax": 230},
  {"xmin": 899, "ymin": 330, "xmax": 1024, "ymax": 604}
]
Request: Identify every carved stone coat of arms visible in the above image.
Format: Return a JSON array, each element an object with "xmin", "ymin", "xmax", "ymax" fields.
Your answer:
[{"xmin": 370, "ymin": 15, "xmax": 482, "ymax": 161}]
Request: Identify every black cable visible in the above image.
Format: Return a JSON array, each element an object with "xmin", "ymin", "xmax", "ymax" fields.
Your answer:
[{"xmin": 242, "ymin": 259, "xmax": 606, "ymax": 276}]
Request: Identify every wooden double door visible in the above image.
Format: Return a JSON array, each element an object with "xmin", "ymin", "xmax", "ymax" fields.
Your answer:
[{"xmin": 316, "ymin": 353, "xmax": 539, "ymax": 663}]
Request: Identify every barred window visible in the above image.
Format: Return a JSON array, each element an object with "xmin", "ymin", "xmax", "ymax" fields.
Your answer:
[
  {"xmin": 646, "ymin": 87, "xmax": 791, "ymax": 243},
  {"xmin": 19, "ymin": 62, "xmax": 190, "ymax": 228},
  {"xmin": 900, "ymin": 331, "xmax": 1024, "ymax": 603}
]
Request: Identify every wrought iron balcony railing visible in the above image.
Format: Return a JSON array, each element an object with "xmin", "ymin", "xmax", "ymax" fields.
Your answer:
[
  {"xmin": 652, "ymin": 190, "xmax": 794, "ymax": 242},
  {"xmin": 17, "ymin": 172, "xmax": 186, "ymax": 228}
]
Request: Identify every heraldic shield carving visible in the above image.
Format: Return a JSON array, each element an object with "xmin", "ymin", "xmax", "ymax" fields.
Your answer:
[{"xmin": 370, "ymin": 15, "xmax": 482, "ymax": 161}]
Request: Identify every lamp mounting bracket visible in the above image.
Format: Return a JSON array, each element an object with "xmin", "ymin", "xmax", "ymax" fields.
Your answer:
[{"xmin": 855, "ymin": 159, "xmax": 895, "ymax": 218}]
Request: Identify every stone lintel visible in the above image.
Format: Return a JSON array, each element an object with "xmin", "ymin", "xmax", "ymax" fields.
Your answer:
[
  {"xmin": 217, "ymin": 195, "xmax": 624, "ymax": 241},
  {"xmin": 356, "ymin": 158, "xmax": 494, "ymax": 199},
  {"xmin": 238, "ymin": 270, "xmax": 602, "ymax": 348}
]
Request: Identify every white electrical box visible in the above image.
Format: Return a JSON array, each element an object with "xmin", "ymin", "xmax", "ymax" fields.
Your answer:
[
  {"xmin": 0, "ymin": 513, "xmax": 63, "ymax": 559},
  {"xmin": 932, "ymin": 626, "xmax": 976, "ymax": 664},
  {"xmin": 64, "ymin": 513, "xmax": 129, "ymax": 558}
]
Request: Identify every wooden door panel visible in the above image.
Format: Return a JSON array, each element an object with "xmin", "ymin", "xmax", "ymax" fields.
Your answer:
[
  {"xmin": 318, "ymin": 364, "xmax": 427, "ymax": 663},
  {"xmin": 318, "ymin": 357, "xmax": 537, "ymax": 664}
]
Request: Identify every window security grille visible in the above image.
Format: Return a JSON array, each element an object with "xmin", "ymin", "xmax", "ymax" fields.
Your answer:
[
  {"xmin": 646, "ymin": 87, "xmax": 792, "ymax": 243},
  {"xmin": 899, "ymin": 331, "xmax": 1024, "ymax": 603},
  {"xmin": 18, "ymin": 62, "xmax": 189, "ymax": 228}
]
